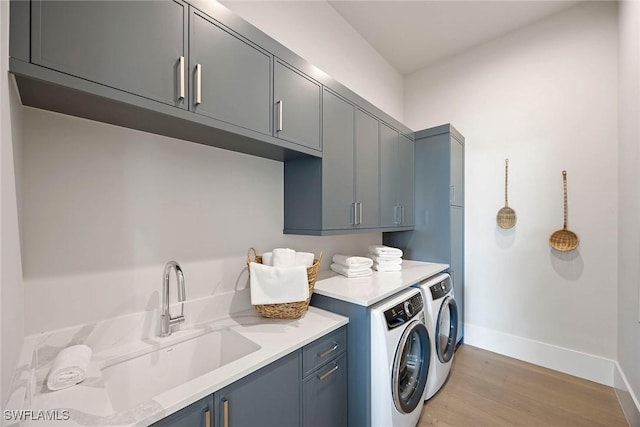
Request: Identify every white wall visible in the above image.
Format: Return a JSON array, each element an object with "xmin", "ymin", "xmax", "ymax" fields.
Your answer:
[
  {"xmin": 617, "ymin": 1, "xmax": 640, "ymax": 424},
  {"xmin": 405, "ymin": 2, "xmax": 619, "ymax": 383},
  {"xmin": 221, "ymin": 0, "xmax": 404, "ymax": 122},
  {"xmin": 21, "ymin": 108, "xmax": 380, "ymax": 333},
  {"xmin": 0, "ymin": 0, "xmax": 25, "ymax": 406}
]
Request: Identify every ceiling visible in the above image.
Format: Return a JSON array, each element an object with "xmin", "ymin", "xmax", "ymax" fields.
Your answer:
[{"xmin": 328, "ymin": 1, "xmax": 582, "ymax": 75}]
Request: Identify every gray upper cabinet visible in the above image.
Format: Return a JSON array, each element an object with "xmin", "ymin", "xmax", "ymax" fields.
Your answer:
[
  {"xmin": 274, "ymin": 60, "xmax": 322, "ymax": 151},
  {"xmin": 450, "ymin": 136, "xmax": 464, "ymax": 206},
  {"xmin": 31, "ymin": 0, "xmax": 189, "ymax": 109},
  {"xmin": 355, "ymin": 109, "xmax": 380, "ymax": 229},
  {"xmin": 190, "ymin": 9, "xmax": 271, "ymax": 135},
  {"xmin": 380, "ymin": 123, "xmax": 414, "ymax": 229},
  {"xmin": 322, "ymin": 89, "xmax": 355, "ymax": 230}
]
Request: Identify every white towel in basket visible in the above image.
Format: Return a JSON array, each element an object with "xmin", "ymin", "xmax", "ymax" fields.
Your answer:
[{"xmin": 249, "ymin": 262, "xmax": 309, "ymax": 305}]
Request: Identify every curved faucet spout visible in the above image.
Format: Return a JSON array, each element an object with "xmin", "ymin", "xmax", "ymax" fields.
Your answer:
[{"xmin": 160, "ymin": 260, "xmax": 186, "ymax": 337}]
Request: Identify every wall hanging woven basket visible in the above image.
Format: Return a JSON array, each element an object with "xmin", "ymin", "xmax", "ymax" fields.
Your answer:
[{"xmin": 246, "ymin": 247, "xmax": 322, "ymax": 319}]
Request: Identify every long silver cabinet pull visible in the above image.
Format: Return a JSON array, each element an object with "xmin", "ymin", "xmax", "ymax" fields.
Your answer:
[
  {"xmin": 358, "ymin": 202, "xmax": 363, "ymax": 225},
  {"xmin": 276, "ymin": 100, "xmax": 283, "ymax": 132},
  {"xmin": 450, "ymin": 185, "xmax": 455, "ymax": 203},
  {"xmin": 317, "ymin": 363, "xmax": 339, "ymax": 381},
  {"xmin": 318, "ymin": 342, "xmax": 338, "ymax": 358},
  {"xmin": 178, "ymin": 56, "xmax": 185, "ymax": 101},
  {"xmin": 393, "ymin": 206, "xmax": 400, "ymax": 225},
  {"xmin": 223, "ymin": 399, "xmax": 229, "ymax": 427},
  {"xmin": 195, "ymin": 64, "xmax": 202, "ymax": 105},
  {"xmin": 401, "ymin": 205, "xmax": 405, "ymax": 224},
  {"xmin": 205, "ymin": 408, "xmax": 211, "ymax": 427},
  {"xmin": 352, "ymin": 203, "xmax": 357, "ymax": 226}
]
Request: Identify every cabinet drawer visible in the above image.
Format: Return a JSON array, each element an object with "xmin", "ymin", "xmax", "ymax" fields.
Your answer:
[{"xmin": 303, "ymin": 326, "xmax": 346, "ymax": 376}]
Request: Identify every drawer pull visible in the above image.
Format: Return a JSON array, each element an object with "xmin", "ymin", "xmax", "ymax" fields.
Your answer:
[
  {"xmin": 317, "ymin": 363, "xmax": 339, "ymax": 381},
  {"xmin": 318, "ymin": 343, "xmax": 338, "ymax": 358},
  {"xmin": 205, "ymin": 408, "xmax": 211, "ymax": 427},
  {"xmin": 223, "ymin": 399, "xmax": 229, "ymax": 427}
]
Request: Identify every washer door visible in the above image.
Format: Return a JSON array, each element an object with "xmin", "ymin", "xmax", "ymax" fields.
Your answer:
[
  {"xmin": 392, "ymin": 320, "xmax": 430, "ymax": 414},
  {"xmin": 436, "ymin": 296, "xmax": 459, "ymax": 363}
]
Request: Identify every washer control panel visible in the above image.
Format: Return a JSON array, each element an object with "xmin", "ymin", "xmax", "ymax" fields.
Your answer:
[
  {"xmin": 384, "ymin": 293, "xmax": 424, "ymax": 330},
  {"xmin": 430, "ymin": 277, "xmax": 453, "ymax": 300}
]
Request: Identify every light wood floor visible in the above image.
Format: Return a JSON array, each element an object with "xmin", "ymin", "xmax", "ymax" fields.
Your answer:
[{"xmin": 418, "ymin": 345, "xmax": 628, "ymax": 427}]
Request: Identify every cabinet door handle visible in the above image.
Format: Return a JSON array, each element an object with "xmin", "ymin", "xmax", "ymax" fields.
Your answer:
[
  {"xmin": 318, "ymin": 342, "xmax": 338, "ymax": 358},
  {"xmin": 276, "ymin": 100, "xmax": 283, "ymax": 132},
  {"xmin": 317, "ymin": 363, "xmax": 339, "ymax": 381},
  {"xmin": 358, "ymin": 202, "xmax": 363, "ymax": 225},
  {"xmin": 195, "ymin": 64, "xmax": 202, "ymax": 105},
  {"xmin": 205, "ymin": 408, "xmax": 212, "ymax": 427},
  {"xmin": 401, "ymin": 205, "xmax": 405, "ymax": 224},
  {"xmin": 223, "ymin": 399, "xmax": 229, "ymax": 427},
  {"xmin": 178, "ymin": 56, "xmax": 185, "ymax": 101},
  {"xmin": 450, "ymin": 185, "xmax": 455, "ymax": 203},
  {"xmin": 352, "ymin": 203, "xmax": 357, "ymax": 226},
  {"xmin": 393, "ymin": 206, "xmax": 400, "ymax": 225}
]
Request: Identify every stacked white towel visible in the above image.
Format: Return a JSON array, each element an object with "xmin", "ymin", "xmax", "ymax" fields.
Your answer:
[
  {"xmin": 250, "ymin": 248, "xmax": 315, "ymax": 305},
  {"xmin": 330, "ymin": 254, "xmax": 373, "ymax": 278},
  {"xmin": 368, "ymin": 245, "xmax": 403, "ymax": 272},
  {"xmin": 47, "ymin": 345, "xmax": 92, "ymax": 391}
]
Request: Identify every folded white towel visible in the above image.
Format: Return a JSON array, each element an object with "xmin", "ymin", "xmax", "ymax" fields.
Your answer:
[
  {"xmin": 373, "ymin": 263, "xmax": 402, "ymax": 272},
  {"xmin": 369, "ymin": 245, "xmax": 403, "ymax": 257},
  {"xmin": 272, "ymin": 248, "xmax": 296, "ymax": 268},
  {"xmin": 262, "ymin": 252, "xmax": 273, "ymax": 266},
  {"xmin": 295, "ymin": 252, "xmax": 315, "ymax": 268},
  {"xmin": 249, "ymin": 262, "xmax": 309, "ymax": 305},
  {"xmin": 370, "ymin": 255, "xmax": 403, "ymax": 265},
  {"xmin": 47, "ymin": 345, "xmax": 92, "ymax": 391},
  {"xmin": 332, "ymin": 254, "xmax": 373, "ymax": 269},
  {"xmin": 330, "ymin": 263, "xmax": 373, "ymax": 278}
]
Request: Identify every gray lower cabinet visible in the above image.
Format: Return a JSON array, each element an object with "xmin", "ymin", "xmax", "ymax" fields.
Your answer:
[
  {"xmin": 31, "ymin": 0, "xmax": 189, "ymax": 109},
  {"xmin": 150, "ymin": 395, "xmax": 213, "ymax": 427},
  {"xmin": 190, "ymin": 8, "xmax": 272, "ymax": 135},
  {"xmin": 274, "ymin": 60, "xmax": 322, "ymax": 151},
  {"xmin": 380, "ymin": 123, "xmax": 415, "ymax": 228},
  {"xmin": 215, "ymin": 351, "xmax": 301, "ymax": 427},
  {"xmin": 303, "ymin": 353, "xmax": 347, "ymax": 427}
]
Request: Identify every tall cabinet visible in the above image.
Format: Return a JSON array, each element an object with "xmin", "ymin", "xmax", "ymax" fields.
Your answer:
[{"xmin": 383, "ymin": 124, "xmax": 465, "ymax": 344}]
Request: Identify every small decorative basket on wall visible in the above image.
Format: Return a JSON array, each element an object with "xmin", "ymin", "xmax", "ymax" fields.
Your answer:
[{"xmin": 246, "ymin": 248, "xmax": 322, "ymax": 319}]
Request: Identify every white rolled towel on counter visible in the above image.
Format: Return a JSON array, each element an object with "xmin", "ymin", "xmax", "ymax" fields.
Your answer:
[
  {"xmin": 332, "ymin": 254, "xmax": 373, "ymax": 269},
  {"xmin": 249, "ymin": 262, "xmax": 309, "ymax": 305},
  {"xmin": 272, "ymin": 248, "xmax": 296, "ymax": 268},
  {"xmin": 330, "ymin": 263, "xmax": 373, "ymax": 278},
  {"xmin": 373, "ymin": 263, "xmax": 402, "ymax": 272},
  {"xmin": 368, "ymin": 245, "xmax": 403, "ymax": 258},
  {"xmin": 46, "ymin": 344, "xmax": 92, "ymax": 391},
  {"xmin": 370, "ymin": 255, "xmax": 403, "ymax": 265}
]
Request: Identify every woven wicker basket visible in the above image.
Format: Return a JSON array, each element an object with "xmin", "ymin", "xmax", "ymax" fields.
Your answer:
[{"xmin": 246, "ymin": 248, "xmax": 321, "ymax": 319}]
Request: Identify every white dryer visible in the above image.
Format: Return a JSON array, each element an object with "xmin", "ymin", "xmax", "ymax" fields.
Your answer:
[
  {"xmin": 418, "ymin": 273, "xmax": 459, "ymax": 400},
  {"xmin": 370, "ymin": 288, "xmax": 431, "ymax": 427}
]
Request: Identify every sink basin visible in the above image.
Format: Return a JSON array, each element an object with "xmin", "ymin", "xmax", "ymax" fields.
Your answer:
[{"xmin": 101, "ymin": 328, "xmax": 260, "ymax": 411}]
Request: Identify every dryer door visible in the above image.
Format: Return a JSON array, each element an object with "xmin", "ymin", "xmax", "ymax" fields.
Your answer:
[
  {"xmin": 436, "ymin": 296, "xmax": 459, "ymax": 363},
  {"xmin": 392, "ymin": 320, "xmax": 430, "ymax": 414}
]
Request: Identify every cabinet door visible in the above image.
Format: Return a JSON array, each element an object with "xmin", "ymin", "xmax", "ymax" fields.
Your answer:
[
  {"xmin": 322, "ymin": 90, "xmax": 355, "ymax": 230},
  {"xmin": 450, "ymin": 205, "xmax": 464, "ymax": 342},
  {"xmin": 190, "ymin": 10, "xmax": 271, "ymax": 135},
  {"xmin": 216, "ymin": 351, "xmax": 300, "ymax": 427},
  {"xmin": 303, "ymin": 353, "xmax": 348, "ymax": 427},
  {"xmin": 151, "ymin": 395, "xmax": 213, "ymax": 427},
  {"xmin": 274, "ymin": 60, "xmax": 322, "ymax": 151},
  {"xmin": 32, "ymin": 0, "xmax": 188, "ymax": 109},
  {"xmin": 398, "ymin": 135, "xmax": 415, "ymax": 226},
  {"xmin": 379, "ymin": 123, "xmax": 399, "ymax": 228},
  {"xmin": 450, "ymin": 137, "xmax": 464, "ymax": 206},
  {"xmin": 355, "ymin": 110, "xmax": 380, "ymax": 228}
]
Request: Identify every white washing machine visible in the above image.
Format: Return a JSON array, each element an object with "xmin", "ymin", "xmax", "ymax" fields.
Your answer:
[
  {"xmin": 370, "ymin": 288, "xmax": 431, "ymax": 427},
  {"xmin": 418, "ymin": 273, "xmax": 459, "ymax": 400}
]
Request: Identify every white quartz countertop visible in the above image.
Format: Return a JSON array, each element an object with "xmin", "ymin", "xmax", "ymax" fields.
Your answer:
[
  {"xmin": 26, "ymin": 307, "xmax": 348, "ymax": 427},
  {"xmin": 313, "ymin": 260, "xmax": 449, "ymax": 306}
]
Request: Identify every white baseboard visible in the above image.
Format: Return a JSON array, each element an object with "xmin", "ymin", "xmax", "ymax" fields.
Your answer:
[
  {"xmin": 464, "ymin": 323, "xmax": 615, "ymax": 386},
  {"xmin": 614, "ymin": 362, "xmax": 640, "ymax": 427}
]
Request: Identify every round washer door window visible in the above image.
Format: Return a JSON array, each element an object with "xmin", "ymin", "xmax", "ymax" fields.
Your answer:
[
  {"xmin": 436, "ymin": 296, "xmax": 459, "ymax": 363},
  {"xmin": 392, "ymin": 320, "xmax": 430, "ymax": 414}
]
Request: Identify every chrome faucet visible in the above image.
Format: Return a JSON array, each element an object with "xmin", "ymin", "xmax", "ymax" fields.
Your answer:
[{"xmin": 160, "ymin": 260, "xmax": 186, "ymax": 337}]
